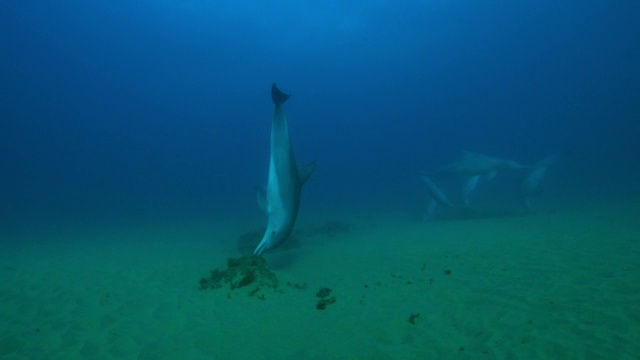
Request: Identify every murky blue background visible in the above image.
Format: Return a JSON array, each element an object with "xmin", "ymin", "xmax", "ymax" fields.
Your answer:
[{"xmin": 1, "ymin": 1, "xmax": 637, "ymax": 232}]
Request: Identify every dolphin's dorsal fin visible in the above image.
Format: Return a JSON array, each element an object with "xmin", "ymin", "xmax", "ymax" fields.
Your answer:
[
  {"xmin": 298, "ymin": 161, "xmax": 316, "ymax": 185},
  {"xmin": 256, "ymin": 187, "xmax": 268, "ymax": 213}
]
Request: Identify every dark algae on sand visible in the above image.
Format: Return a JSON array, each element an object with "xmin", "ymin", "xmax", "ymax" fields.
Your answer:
[{"xmin": 199, "ymin": 256, "xmax": 279, "ymax": 299}]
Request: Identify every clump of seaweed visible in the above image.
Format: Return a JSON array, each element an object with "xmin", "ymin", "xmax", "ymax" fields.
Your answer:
[
  {"xmin": 199, "ymin": 256, "xmax": 279, "ymax": 298},
  {"xmin": 316, "ymin": 287, "xmax": 332, "ymax": 298},
  {"xmin": 315, "ymin": 287, "xmax": 336, "ymax": 310}
]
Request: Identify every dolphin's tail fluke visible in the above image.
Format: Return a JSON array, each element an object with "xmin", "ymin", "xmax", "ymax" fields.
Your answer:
[{"xmin": 271, "ymin": 83, "xmax": 290, "ymax": 106}]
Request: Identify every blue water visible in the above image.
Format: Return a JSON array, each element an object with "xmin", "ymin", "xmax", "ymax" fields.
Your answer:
[{"xmin": 1, "ymin": 1, "xmax": 638, "ymax": 233}]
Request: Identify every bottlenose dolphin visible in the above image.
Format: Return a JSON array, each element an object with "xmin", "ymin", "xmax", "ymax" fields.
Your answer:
[
  {"xmin": 429, "ymin": 152, "xmax": 525, "ymax": 209},
  {"xmin": 434, "ymin": 151, "xmax": 526, "ymax": 179},
  {"xmin": 254, "ymin": 84, "xmax": 316, "ymax": 256},
  {"xmin": 518, "ymin": 154, "xmax": 558, "ymax": 211}
]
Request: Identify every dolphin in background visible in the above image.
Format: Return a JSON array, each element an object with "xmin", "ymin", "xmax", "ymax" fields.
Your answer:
[
  {"xmin": 434, "ymin": 151, "xmax": 526, "ymax": 179},
  {"xmin": 518, "ymin": 154, "xmax": 558, "ymax": 212},
  {"xmin": 254, "ymin": 84, "xmax": 316, "ymax": 256},
  {"xmin": 430, "ymin": 151, "xmax": 526, "ymax": 209}
]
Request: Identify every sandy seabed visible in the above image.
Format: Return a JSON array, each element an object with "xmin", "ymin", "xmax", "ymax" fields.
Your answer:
[{"xmin": 1, "ymin": 202, "xmax": 639, "ymax": 360}]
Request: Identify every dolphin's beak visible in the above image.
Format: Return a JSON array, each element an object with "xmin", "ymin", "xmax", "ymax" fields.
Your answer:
[{"xmin": 254, "ymin": 231, "xmax": 274, "ymax": 256}]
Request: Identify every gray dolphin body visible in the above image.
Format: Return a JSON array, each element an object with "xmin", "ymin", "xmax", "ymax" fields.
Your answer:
[
  {"xmin": 254, "ymin": 84, "xmax": 316, "ymax": 256},
  {"xmin": 432, "ymin": 152, "xmax": 525, "ymax": 209},
  {"xmin": 435, "ymin": 151, "xmax": 526, "ymax": 179},
  {"xmin": 518, "ymin": 154, "xmax": 558, "ymax": 211}
]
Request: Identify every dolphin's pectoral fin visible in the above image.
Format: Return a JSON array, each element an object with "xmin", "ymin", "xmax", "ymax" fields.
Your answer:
[
  {"xmin": 256, "ymin": 187, "xmax": 268, "ymax": 213},
  {"xmin": 421, "ymin": 175, "xmax": 454, "ymax": 208},
  {"xmin": 461, "ymin": 175, "xmax": 481, "ymax": 209},
  {"xmin": 486, "ymin": 170, "xmax": 497, "ymax": 180},
  {"xmin": 298, "ymin": 161, "xmax": 317, "ymax": 185}
]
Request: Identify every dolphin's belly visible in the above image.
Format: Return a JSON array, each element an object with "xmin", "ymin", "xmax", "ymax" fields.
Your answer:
[{"xmin": 267, "ymin": 160, "xmax": 297, "ymax": 221}]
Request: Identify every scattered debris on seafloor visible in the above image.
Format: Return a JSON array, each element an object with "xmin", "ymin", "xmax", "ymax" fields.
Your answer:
[
  {"xmin": 199, "ymin": 255, "xmax": 279, "ymax": 299},
  {"xmin": 315, "ymin": 287, "xmax": 336, "ymax": 310},
  {"xmin": 199, "ymin": 255, "xmax": 310, "ymax": 300}
]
